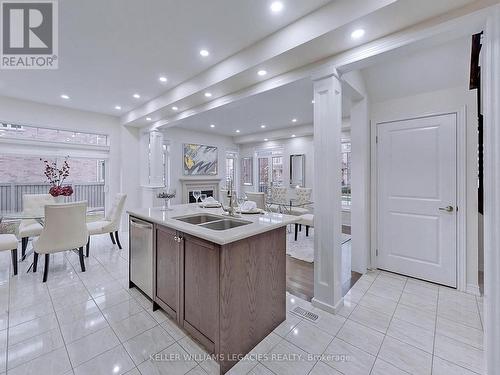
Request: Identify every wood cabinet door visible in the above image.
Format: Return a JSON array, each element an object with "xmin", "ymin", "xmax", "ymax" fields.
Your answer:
[
  {"xmin": 155, "ymin": 226, "xmax": 179, "ymax": 317},
  {"xmin": 182, "ymin": 234, "xmax": 219, "ymax": 346}
]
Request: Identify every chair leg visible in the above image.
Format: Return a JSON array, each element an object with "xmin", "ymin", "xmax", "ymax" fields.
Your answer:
[
  {"xmin": 86, "ymin": 236, "xmax": 90, "ymax": 257},
  {"xmin": 109, "ymin": 232, "xmax": 116, "ymax": 245},
  {"xmin": 33, "ymin": 252, "xmax": 39, "ymax": 272},
  {"xmin": 299, "ymin": 224, "xmax": 302, "ymax": 232},
  {"xmin": 294, "ymin": 223, "xmax": 299, "ymax": 241},
  {"xmin": 21, "ymin": 237, "xmax": 28, "ymax": 260},
  {"xmin": 306, "ymin": 226, "xmax": 309, "ymax": 237},
  {"xmin": 43, "ymin": 254, "xmax": 49, "ymax": 282},
  {"xmin": 78, "ymin": 247, "xmax": 86, "ymax": 272},
  {"xmin": 11, "ymin": 248, "xmax": 17, "ymax": 276},
  {"xmin": 114, "ymin": 231, "xmax": 122, "ymax": 249}
]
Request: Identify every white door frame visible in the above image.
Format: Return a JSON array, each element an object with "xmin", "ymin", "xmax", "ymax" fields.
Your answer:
[
  {"xmin": 370, "ymin": 108, "xmax": 467, "ymax": 291},
  {"xmin": 483, "ymin": 6, "xmax": 500, "ymax": 373}
]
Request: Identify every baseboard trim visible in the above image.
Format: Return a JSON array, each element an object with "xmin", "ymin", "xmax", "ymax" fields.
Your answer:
[
  {"xmin": 311, "ymin": 297, "xmax": 344, "ymax": 314},
  {"xmin": 466, "ymin": 283, "xmax": 481, "ymax": 296}
]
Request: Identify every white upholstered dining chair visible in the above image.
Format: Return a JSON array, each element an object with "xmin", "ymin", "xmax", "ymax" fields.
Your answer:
[
  {"xmin": 0, "ymin": 234, "xmax": 18, "ymax": 275},
  {"xmin": 245, "ymin": 192, "xmax": 266, "ymax": 210},
  {"xmin": 86, "ymin": 193, "xmax": 127, "ymax": 257},
  {"xmin": 289, "ymin": 187, "xmax": 312, "ymax": 216},
  {"xmin": 18, "ymin": 194, "xmax": 56, "ymax": 260},
  {"xmin": 32, "ymin": 202, "xmax": 88, "ymax": 282}
]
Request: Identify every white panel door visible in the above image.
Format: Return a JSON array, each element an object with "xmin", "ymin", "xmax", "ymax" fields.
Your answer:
[{"xmin": 377, "ymin": 114, "xmax": 457, "ymax": 287}]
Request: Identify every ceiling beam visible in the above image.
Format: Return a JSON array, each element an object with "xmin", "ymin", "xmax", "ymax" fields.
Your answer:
[
  {"xmin": 121, "ymin": 0, "xmax": 398, "ymax": 126},
  {"xmin": 144, "ymin": 0, "xmax": 495, "ymax": 133}
]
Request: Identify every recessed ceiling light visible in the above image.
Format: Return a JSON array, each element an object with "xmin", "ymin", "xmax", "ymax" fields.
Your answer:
[
  {"xmin": 199, "ymin": 49, "xmax": 210, "ymax": 57},
  {"xmin": 159, "ymin": 76, "xmax": 167, "ymax": 83},
  {"xmin": 292, "ymin": 118, "xmax": 297, "ymax": 123},
  {"xmin": 172, "ymin": 106, "xmax": 178, "ymax": 111},
  {"xmin": 270, "ymin": 1, "xmax": 283, "ymax": 13},
  {"xmin": 235, "ymin": 130, "xmax": 240, "ymax": 133},
  {"xmin": 60, "ymin": 94, "xmax": 70, "ymax": 99},
  {"xmin": 260, "ymin": 124, "xmax": 266, "ymax": 129},
  {"xmin": 146, "ymin": 117, "xmax": 152, "ymax": 121},
  {"xmin": 291, "ymin": 134, "xmax": 296, "ymax": 138},
  {"xmin": 257, "ymin": 70, "xmax": 267, "ymax": 76},
  {"xmin": 114, "ymin": 105, "xmax": 122, "ymax": 110},
  {"xmin": 351, "ymin": 29, "xmax": 365, "ymax": 40},
  {"xmin": 204, "ymin": 92, "xmax": 212, "ymax": 98},
  {"xmin": 264, "ymin": 138, "xmax": 269, "ymax": 142},
  {"xmin": 133, "ymin": 93, "xmax": 140, "ymax": 99},
  {"xmin": 210, "ymin": 124, "xmax": 215, "ymax": 128}
]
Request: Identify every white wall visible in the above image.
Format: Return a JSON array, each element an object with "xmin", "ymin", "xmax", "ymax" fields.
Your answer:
[
  {"xmin": 239, "ymin": 135, "xmax": 314, "ymax": 196},
  {"xmin": 370, "ymin": 86, "xmax": 479, "ymax": 293},
  {"xmin": 160, "ymin": 127, "xmax": 238, "ymax": 204},
  {"xmin": 0, "ymin": 95, "xmax": 141, "ymax": 226},
  {"xmin": 343, "ymin": 70, "xmax": 371, "ymax": 275}
]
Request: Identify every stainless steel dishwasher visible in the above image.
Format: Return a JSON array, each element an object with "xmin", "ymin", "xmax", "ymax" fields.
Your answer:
[{"xmin": 129, "ymin": 217, "xmax": 153, "ymax": 298}]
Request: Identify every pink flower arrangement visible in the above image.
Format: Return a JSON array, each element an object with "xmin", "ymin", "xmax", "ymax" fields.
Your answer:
[{"xmin": 40, "ymin": 157, "xmax": 74, "ymax": 197}]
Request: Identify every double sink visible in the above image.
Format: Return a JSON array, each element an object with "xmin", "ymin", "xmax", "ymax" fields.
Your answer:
[{"xmin": 173, "ymin": 214, "xmax": 251, "ymax": 231}]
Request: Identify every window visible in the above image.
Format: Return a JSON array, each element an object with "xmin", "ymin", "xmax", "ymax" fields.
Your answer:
[
  {"xmin": 97, "ymin": 160, "xmax": 106, "ymax": 183},
  {"xmin": 256, "ymin": 147, "xmax": 284, "ymax": 194},
  {"xmin": 0, "ymin": 122, "xmax": 109, "ymax": 146},
  {"xmin": 0, "ymin": 123, "xmax": 110, "ymax": 213},
  {"xmin": 258, "ymin": 157, "xmax": 269, "ymax": 193},
  {"xmin": 225, "ymin": 152, "xmax": 237, "ymax": 188},
  {"xmin": 241, "ymin": 157, "xmax": 253, "ymax": 186},
  {"xmin": 272, "ymin": 156, "xmax": 284, "ymax": 186},
  {"xmin": 341, "ymin": 140, "xmax": 351, "ymax": 206},
  {"xmin": 0, "ymin": 155, "xmax": 106, "ymax": 212}
]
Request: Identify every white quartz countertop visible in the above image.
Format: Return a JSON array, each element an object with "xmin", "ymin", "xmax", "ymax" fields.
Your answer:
[{"xmin": 127, "ymin": 204, "xmax": 298, "ymax": 245}]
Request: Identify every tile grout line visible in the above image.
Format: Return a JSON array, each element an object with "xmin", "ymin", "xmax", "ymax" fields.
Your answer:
[
  {"xmin": 368, "ymin": 273, "xmax": 408, "ymax": 374},
  {"xmin": 6, "ymin": 253, "xmax": 66, "ymax": 372},
  {"xmin": 309, "ymin": 270, "xmax": 378, "ymax": 374},
  {"xmin": 68, "ymin": 236, "xmax": 183, "ymax": 373},
  {"xmin": 4, "ymin": 254, "xmax": 12, "ymax": 374},
  {"xmin": 65, "ymin": 242, "xmax": 137, "ymax": 371},
  {"xmin": 46, "ymin": 252, "xmax": 75, "ymax": 372}
]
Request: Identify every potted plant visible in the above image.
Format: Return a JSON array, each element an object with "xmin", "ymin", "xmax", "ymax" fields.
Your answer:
[{"xmin": 40, "ymin": 157, "xmax": 73, "ymax": 201}]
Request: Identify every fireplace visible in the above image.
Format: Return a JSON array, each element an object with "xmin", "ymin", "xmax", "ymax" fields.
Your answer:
[
  {"xmin": 188, "ymin": 190, "xmax": 214, "ymax": 203},
  {"xmin": 179, "ymin": 178, "xmax": 221, "ymax": 204}
]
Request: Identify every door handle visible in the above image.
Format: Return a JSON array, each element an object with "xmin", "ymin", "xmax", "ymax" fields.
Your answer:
[{"xmin": 439, "ymin": 206, "xmax": 454, "ymax": 212}]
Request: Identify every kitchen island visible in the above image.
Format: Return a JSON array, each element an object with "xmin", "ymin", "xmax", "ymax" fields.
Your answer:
[{"xmin": 127, "ymin": 204, "xmax": 297, "ymax": 374}]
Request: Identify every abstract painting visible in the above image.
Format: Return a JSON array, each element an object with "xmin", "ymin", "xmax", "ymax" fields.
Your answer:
[{"xmin": 183, "ymin": 143, "xmax": 218, "ymax": 175}]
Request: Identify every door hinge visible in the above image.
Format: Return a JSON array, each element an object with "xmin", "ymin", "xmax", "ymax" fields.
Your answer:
[
  {"xmin": 376, "ymin": 136, "xmax": 378, "ymax": 143},
  {"xmin": 376, "ymin": 249, "xmax": 379, "ymax": 256}
]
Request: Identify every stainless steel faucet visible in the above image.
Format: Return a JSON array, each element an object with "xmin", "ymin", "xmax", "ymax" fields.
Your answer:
[
  {"xmin": 221, "ymin": 179, "xmax": 238, "ymax": 217},
  {"xmin": 222, "ymin": 189, "xmax": 237, "ymax": 217}
]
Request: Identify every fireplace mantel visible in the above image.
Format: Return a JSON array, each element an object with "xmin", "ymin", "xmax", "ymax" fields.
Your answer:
[{"xmin": 179, "ymin": 178, "xmax": 222, "ymax": 204}]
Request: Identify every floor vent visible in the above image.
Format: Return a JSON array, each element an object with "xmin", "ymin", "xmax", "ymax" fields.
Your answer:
[{"xmin": 290, "ymin": 306, "xmax": 319, "ymax": 322}]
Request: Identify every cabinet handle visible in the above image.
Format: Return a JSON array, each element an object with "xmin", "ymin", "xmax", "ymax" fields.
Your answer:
[
  {"xmin": 173, "ymin": 236, "xmax": 178, "ymax": 241},
  {"xmin": 177, "ymin": 236, "xmax": 183, "ymax": 243}
]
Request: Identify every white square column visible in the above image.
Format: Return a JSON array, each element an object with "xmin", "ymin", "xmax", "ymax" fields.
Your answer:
[{"xmin": 311, "ymin": 68, "xmax": 344, "ymax": 313}]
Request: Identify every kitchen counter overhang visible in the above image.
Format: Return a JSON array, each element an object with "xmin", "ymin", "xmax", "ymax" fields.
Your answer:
[{"xmin": 127, "ymin": 204, "xmax": 298, "ymax": 245}]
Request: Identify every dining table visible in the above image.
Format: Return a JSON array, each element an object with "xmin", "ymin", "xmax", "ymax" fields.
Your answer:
[
  {"xmin": 265, "ymin": 198, "xmax": 313, "ymax": 214},
  {"xmin": 0, "ymin": 208, "xmax": 103, "ymax": 269}
]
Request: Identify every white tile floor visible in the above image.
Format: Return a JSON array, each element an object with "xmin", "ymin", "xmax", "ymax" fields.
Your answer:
[{"xmin": 0, "ymin": 232, "xmax": 484, "ymax": 375}]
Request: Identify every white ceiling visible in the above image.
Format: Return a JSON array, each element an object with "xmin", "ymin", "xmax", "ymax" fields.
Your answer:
[
  {"xmin": 172, "ymin": 34, "xmax": 474, "ymax": 138},
  {"xmin": 0, "ymin": 0, "xmax": 331, "ymax": 115},
  {"xmin": 128, "ymin": 0, "xmax": 479, "ymax": 127},
  {"xmin": 362, "ymin": 36, "xmax": 473, "ymax": 102},
  {"xmin": 168, "ymin": 78, "xmax": 353, "ymax": 137},
  {"xmin": 168, "ymin": 78, "xmax": 314, "ymax": 136}
]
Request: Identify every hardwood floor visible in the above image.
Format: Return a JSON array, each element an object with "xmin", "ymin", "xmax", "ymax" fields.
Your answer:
[{"xmin": 286, "ymin": 225, "xmax": 360, "ymax": 302}]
